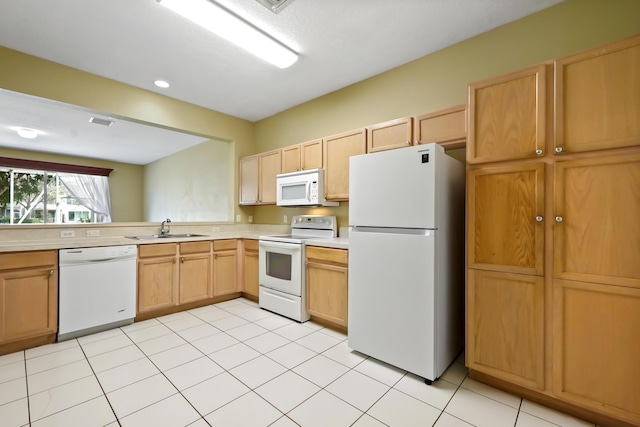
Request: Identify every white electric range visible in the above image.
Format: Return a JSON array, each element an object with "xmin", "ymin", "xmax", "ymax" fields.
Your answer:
[{"xmin": 258, "ymin": 215, "xmax": 337, "ymax": 322}]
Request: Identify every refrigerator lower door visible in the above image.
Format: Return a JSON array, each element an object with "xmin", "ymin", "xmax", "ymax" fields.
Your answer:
[{"xmin": 348, "ymin": 227, "xmax": 437, "ymax": 380}]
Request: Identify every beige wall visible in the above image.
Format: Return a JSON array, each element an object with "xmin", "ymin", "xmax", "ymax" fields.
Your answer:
[
  {"xmin": 144, "ymin": 138, "xmax": 234, "ymax": 222},
  {"xmin": 0, "ymin": 47, "xmax": 256, "ymax": 223},
  {"xmin": 251, "ymin": 0, "xmax": 640, "ymax": 226},
  {"xmin": 0, "ymin": 147, "xmax": 144, "ymax": 222}
]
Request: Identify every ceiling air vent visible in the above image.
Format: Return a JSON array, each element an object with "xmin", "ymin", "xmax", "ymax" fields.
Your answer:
[
  {"xmin": 255, "ymin": 0, "xmax": 295, "ymax": 14},
  {"xmin": 89, "ymin": 117, "xmax": 114, "ymax": 127}
]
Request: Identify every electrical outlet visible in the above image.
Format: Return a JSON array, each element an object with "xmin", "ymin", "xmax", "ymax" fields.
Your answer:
[
  {"xmin": 211, "ymin": 226, "xmax": 220, "ymax": 232},
  {"xmin": 248, "ymin": 215, "xmax": 253, "ymax": 223},
  {"xmin": 60, "ymin": 230, "xmax": 75, "ymax": 238},
  {"xmin": 86, "ymin": 230, "xmax": 100, "ymax": 237},
  {"xmin": 236, "ymin": 214, "xmax": 241, "ymax": 222},
  {"xmin": 283, "ymin": 215, "xmax": 288, "ymax": 224}
]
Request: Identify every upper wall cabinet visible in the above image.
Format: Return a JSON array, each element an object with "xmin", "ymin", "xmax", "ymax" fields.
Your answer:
[
  {"xmin": 414, "ymin": 104, "xmax": 466, "ymax": 150},
  {"xmin": 323, "ymin": 129, "xmax": 366, "ymax": 200},
  {"xmin": 555, "ymin": 34, "xmax": 640, "ymax": 155},
  {"xmin": 301, "ymin": 139, "xmax": 323, "ymax": 170},
  {"xmin": 468, "ymin": 64, "xmax": 549, "ymax": 164},
  {"xmin": 239, "ymin": 155, "xmax": 259, "ymax": 204},
  {"xmin": 366, "ymin": 117, "xmax": 413, "ymax": 153},
  {"xmin": 239, "ymin": 149, "xmax": 282, "ymax": 205},
  {"xmin": 281, "ymin": 145, "xmax": 301, "ymax": 174}
]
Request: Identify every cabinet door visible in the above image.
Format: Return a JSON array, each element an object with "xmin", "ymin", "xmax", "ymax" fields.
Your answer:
[
  {"xmin": 467, "ymin": 269, "xmax": 544, "ymax": 390},
  {"xmin": 414, "ymin": 104, "xmax": 466, "ymax": 150},
  {"xmin": 323, "ymin": 129, "xmax": 366, "ymax": 200},
  {"xmin": 138, "ymin": 256, "xmax": 178, "ymax": 314},
  {"xmin": 300, "ymin": 139, "xmax": 323, "ymax": 170},
  {"xmin": 213, "ymin": 250, "xmax": 238, "ymax": 296},
  {"xmin": 243, "ymin": 251, "xmax": 259, "ymax": 297},
  {"xmin": 468, "ymin": 64, "xmax": 548, "ymax": 164},
  {"xmin": 0, "ymin": 266, "xmax": 57, "ymax": 342},
  {"xmin": 554, "ymin": 152, "xmax": 640, "ymax": 288},
  {"xmin": 555, "ymin": 35, "xmax": 640, "ymax": 154},
  {"xmin": 258, "ymin": 149, "xmax": 282, "ymax": 204},
  {"xmin": 281, "ymin": 145, "xmax": 301, "ymax": 173},
  {"xmin": 468, "ymin": 162, "xmax": 545, "ymax": 275},
  {"xmin": 179, "ymin": 253, "xmax": 212, "ymax": 304},
  {"xmin": 366, "ymin": 117, "xmax": 412, "ymax": 153},
  {"xmin": 306, "ymin": 261, "xmax": 348, "ymax": 327},
  {"xmin": 239, "ymin": 155, "xmax": 259, "ymax": 205},
  {"xmin": 553, "ymin": 279, "xmax": 640, "ymax": 424}
]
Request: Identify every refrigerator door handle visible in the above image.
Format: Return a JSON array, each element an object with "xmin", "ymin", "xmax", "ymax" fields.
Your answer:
[{"xmin": 352, "ymin": 226, "xmax": 436, "ymax": 236}]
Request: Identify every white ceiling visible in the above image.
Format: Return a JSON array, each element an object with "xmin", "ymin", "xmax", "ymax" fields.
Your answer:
[{"xmin": 0, "ymin": 0, "xmax": 563, "ymax": 164}]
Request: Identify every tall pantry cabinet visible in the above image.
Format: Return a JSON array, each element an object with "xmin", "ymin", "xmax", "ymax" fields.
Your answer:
[{"xmin": 466, "ymin": 34, "xmax": 640, "ymax": 427}]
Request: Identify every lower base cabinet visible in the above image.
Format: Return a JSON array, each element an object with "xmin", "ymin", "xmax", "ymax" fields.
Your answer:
[
  {"xmin": 213, "ymin": 239, "xmax": 239, "ymax": 296},
  {"xmin": 306, "ymin": 246, "xmax": 348, "ymax": 328},
  {"xmin": 242, "ymin": 239, "xmax": 259, "ymax": 298},
  {"xmin": 137, "ymin": 243, "xmax": 179, "ymax": 314},
  {"xmin": 0, "ymin": 251, "xmax": 58, "ymax": 354}
]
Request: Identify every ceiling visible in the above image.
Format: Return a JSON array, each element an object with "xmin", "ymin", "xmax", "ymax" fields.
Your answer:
[{"xmin": 0, "ymin": 0, "xmax": 563, "ymax": 164}]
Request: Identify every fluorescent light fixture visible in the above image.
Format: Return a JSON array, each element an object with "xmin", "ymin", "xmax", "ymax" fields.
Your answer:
[
  {"xmin": 158, "ymin": 0, "xmax": 298, "ymax": 68},
  {"xmin": 15, "ymin": 128, "xmax": 39, "ymax": 139},
  {"xmin": 89, "ymin": 117, "xmax": 114, "ymax": 126},
  {"xmin": 154, "ymin": 79, "xmax": 170, "ymax": 88}
]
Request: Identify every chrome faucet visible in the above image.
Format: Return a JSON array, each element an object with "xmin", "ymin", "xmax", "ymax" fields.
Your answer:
[{"xmin": 160, "ymin": 218, "xmax": 171, "ymax": 235}]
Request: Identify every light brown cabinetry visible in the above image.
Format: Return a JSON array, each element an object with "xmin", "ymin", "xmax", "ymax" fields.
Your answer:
[
  {"xmin": 239, "ymin": 149, "xmax": 282, "ymax": 205},
  {"xmin": 179, "ymin": 241, "xmax": 212, "ymax": 304},
  {"xmin": 414, "ymin": 104, "xmax": 466, "ymax": 150},
  {"xmin": 306, "ymin": 246, "xmax": 348, "ymax": 328},
  {"xmin": 239, "ymin": 155, "xmax": 259, "ymax": 204},
  {"xmin": 137, "ymin": 243, "xmax": 178, "ymax": 314},
  {"xmin": 301, "ymin": 139, "xmax": 323, "ymax": 170},
  {"xmin": 0, "ymin": 251, "xmax": 57, "ymax": 353},
  {"xmin": 467, "ymin": 35, "xmax": 640, "ymax": 427},
  {"xmin": 281, "ymin": 145, "xmax": 301, "ymax": 173},
  {"xmin": 241, "ymin": 239, "xmax": 259, "ymax": 298},
  {"xmin": 366, "ymin": 117, "xmax": 412, "ymax": 153},
  {"xmin": 555, "ymin": 36, "xmax": 640, "ymax": 154},
  {"xmin": 323, "ymin": 129, "xmax": 366, "ymax": 200},
  {"xmin": 468, "ymin": 64, "xmax": 549, "ymax": 164},
  {"xmin": 213, "ymin": 239, "xmax": 239, "ymax": 296}
]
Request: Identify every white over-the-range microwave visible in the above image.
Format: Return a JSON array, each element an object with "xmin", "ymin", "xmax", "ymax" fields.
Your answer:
[{"xmin": 276, "ymin": 168, "xmax": 339, "ymax": 207}]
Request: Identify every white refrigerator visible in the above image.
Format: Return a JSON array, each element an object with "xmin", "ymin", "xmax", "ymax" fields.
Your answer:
[{"xmin": 348, "ymin": 143, "xmax": 465, "ymax": 384}]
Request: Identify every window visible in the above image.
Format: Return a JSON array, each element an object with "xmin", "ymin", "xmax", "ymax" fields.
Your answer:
[{"xmin": 0, "ymin": 158, "xmax": 112, "ymax": 225}]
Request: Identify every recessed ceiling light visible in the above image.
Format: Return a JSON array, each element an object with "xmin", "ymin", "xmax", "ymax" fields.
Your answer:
[
  {"xmin": 15, "ymin": 128, "xmax": 39, "ymax": 139},
  {"xmin": 154, "ymin": 80, "xmax": 170, "ymax": 88},
  {"xmin": 89, "ymin": 117, "xmax": 115, "ymax": 126}
]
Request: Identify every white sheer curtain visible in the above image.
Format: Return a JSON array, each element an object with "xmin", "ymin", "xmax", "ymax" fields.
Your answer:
[{"xmin": 58, "ymin": 173, "xmax": 112, "ymax": 222}]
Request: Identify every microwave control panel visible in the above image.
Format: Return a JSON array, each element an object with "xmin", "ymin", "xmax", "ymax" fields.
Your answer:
[{"xmin": 310, "ymin": 180, "xmax": 318, "ymax": 200}]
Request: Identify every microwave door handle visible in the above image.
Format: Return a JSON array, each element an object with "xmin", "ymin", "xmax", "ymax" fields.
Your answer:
[{"xmin": 306, "ymin": 181, "xmax": 312, "ymax": 201}]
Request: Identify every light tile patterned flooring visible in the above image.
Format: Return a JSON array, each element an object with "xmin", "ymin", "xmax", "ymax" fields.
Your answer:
[{"xmin": 0, "ymin": 297, "xmax": 596, "ymax": 427}]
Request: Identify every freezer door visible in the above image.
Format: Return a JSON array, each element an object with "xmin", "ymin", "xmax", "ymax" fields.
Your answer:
[
  {"xmin": 349, "ymin": 144, "xmax": 437, "ymax": 229},
  {"xmin": 348, "ymin": 227, "xmax": 437, "ymax": 380}
]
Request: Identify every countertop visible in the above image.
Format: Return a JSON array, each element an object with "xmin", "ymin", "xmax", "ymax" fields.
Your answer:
[{"xmin": 0, "ymin": 231, "xmax": 349, "ymax": 253}]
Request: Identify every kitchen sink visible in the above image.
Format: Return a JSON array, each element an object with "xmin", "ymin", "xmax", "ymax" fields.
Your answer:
[{"xmin": 125, "ymin": 233, "xmax": 208, "ymax": 240}]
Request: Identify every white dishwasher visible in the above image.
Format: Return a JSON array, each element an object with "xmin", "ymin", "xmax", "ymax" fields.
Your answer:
[{"xmin": 58, "ymin": 245, "xmax": 137, "ymax": 341}]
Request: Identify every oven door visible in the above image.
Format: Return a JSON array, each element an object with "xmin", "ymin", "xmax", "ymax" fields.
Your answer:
[{"xmin": 259, "ymin": 240, "xmax": 303, "ymax": 295}]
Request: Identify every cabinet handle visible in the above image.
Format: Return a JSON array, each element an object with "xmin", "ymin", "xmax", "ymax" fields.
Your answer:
[
  {"xmin": 555, "ymin": 216, "xmax": 563, "ymax": 223},
  {"xmin": 214, "ymin": 254, "xmax": 218, "ymax": 259},
  {"xmin": 535, "ymin": 149, "xmax": 543, "ymax": 156},
  {"xmin": 406, "ymin": 141, "xmax": 411, "ymax": 145},
  {"xmin": 49, "ymin": 270, "xmax": 54, "ymax": 275},
  {"xmin": 415, "ymin": 140, "xmax": 421, "ymax": 145},
  {"xmin": 555, "ymin": 147, "xmax": 563, "ymax": 153},
  {"xmin": 180, "ymin": 257, "xmax": 185, "ymax": 263},
  {"xmin": 173, "ymin": 257, "xmax": 176, "ymax": 264},
  {"xmin": 535, "ymin": 216, "xmax": 543, "ymax": 222}
]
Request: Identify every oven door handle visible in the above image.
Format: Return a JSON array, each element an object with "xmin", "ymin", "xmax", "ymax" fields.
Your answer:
[{"xmin": 260, "ymin": 241, "xmax": 301, "ymax": 250}]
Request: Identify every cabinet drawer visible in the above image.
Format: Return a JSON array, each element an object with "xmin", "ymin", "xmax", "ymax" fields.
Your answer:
[
  {"xmin": 243, "ymin": 239, "xmax": 259, "ymax": 252},
  {"xmin": 138, "ymin": 243, "xmax": 177, "ymax": 258},
  {"xmin": 306, "ymin": 246, "xmax": 348, "ymax": 265},
  {"xmin": 214, "ymin": 239, "xmax": 237, "ymax": 251},
  {"xmin": 180, "ymin": 241, "xmax": 211, "ymax": 255},
  {"xmin": 0, "ymin": 250, "xmax": 57, "ymax": 270}
]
